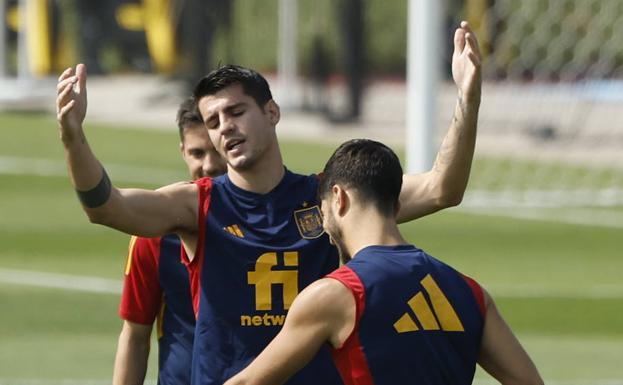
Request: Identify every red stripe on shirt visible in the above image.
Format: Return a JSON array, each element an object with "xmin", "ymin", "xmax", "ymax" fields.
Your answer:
[
  {"xmin": 326, "ymin": 266, "xmax": 375, "ymax": 385},
  {"xmin": 461, "ymin": 274, "xmax": 486, "ymax": 319},
  {"xmin": 181, "ymin": 177, "xmax": 213, "ymax": 318}
]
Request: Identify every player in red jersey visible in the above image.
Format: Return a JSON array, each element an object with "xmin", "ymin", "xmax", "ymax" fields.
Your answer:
[
  {"xmin": 224, "ymin": 139, "xmax": 543, "ymax": 385},
  {"xmin": 112, "ymin": 98, "xmax": 227, "ymax": 385}
]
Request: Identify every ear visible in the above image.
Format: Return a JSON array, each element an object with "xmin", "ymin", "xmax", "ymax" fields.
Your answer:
[
  {"xmin": 179, "ymin": 142, "xmax": 185, "ymax": 156},
  {"xmin": 332, "ymin": 185, "xmax": 350, "ymax": 217},
  {"xmin": 264, "ymin": 100, "xmax": 281, "ymax": 125}
]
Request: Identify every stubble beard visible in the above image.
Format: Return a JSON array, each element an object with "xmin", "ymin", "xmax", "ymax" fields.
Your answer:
[{"xmin": 325, "ymin": 214, "xmax": 351, "ymax": 265}]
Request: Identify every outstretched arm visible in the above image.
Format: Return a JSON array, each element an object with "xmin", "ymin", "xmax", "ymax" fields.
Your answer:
[
  {"xmin": 224, "ymin": 279, "xmax": 355, "ymax": 385},
  {"xmin": 112, "ymin": 321, "xmax": 152, "ymax": 385},
  {"xmin": 397, "ymin": 21, "xmax": 481, "ymax": 223},
  {"xmin": 56, "ymin": 64, "xmax": 197, "ymax": 237},
  {"xmin": 478, "ymin": 289, "xmax": 544, "ymax": 385}
]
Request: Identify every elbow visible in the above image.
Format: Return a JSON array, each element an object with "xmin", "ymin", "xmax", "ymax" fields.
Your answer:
[
  {"xmin": 85, "ymin": 210, "xmax": 104, "ymax": 225},
  {"xmin": 514, "ymin": 375, "xmax": 544, "ymax": 385},
  {"xmin": 505, "ymin": 368, "xmax": 545, "ymax": 385},
  {"xmin": 85, "ymin": 207, "xmax": 115, "ymax": 226},
  {"xmin": 526, "ymin": 373, "xmax": 545, "ymax": 385},
  {"xmin": 436, "ymin": 189, "xmax": 464, "ymax": 209}
]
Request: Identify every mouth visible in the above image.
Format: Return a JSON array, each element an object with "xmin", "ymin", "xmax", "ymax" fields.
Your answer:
[{"xmin": 224, "ymin": 138, "xmax": 245, "ymax": 153}]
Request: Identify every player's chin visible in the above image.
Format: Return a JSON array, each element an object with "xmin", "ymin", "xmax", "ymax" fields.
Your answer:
[{"xmin": 228, "ymin": 155, "xmax": 254, "ymax": 171}]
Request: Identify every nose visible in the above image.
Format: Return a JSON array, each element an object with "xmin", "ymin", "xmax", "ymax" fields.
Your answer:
[{"xmin": 219, "ymin": 115, "xmax": 236, "ymax": 134}]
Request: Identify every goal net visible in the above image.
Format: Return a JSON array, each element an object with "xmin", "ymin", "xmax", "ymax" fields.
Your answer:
[{"xmin": 457, "ymin": 0, "xmax": 623, "ymax": 224}]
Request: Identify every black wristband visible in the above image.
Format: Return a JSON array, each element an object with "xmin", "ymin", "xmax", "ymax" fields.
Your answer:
[{"xmin": 76, "ymin": 168, "xmax": 112, "ymax": 208}]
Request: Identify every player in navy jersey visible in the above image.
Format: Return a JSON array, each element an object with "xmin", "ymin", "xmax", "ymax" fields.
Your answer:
[
  {"xmin": 56, "ymin": 22, "xmax": 482, "ymax": 385},
  {"xmin": 112, "ymin": 98, "xmax": 227, "ymax": 385},
  {"xmin": 224, "ymin": 139, "xmax": 543, "ymax": 385}
]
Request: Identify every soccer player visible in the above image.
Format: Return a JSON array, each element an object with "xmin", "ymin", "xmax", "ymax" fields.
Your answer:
[
  {"xmin": 112, "ymin": 98, "xmax": 227, "ymax": 385},
  {"xmin": 55, "ymin": 22, "xmax": 482, "ymax": 385},
  {"xmin": 224, "ymin": 139, "xmax": 543, "ymax": 385}
]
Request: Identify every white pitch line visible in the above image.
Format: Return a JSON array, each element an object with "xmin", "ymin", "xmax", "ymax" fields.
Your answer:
[
  {"xmin": 458, "ymin": 206, "xmax": 623, "ymax": 229},
  {"xmin": 0, "ymin": 268, "xmax": 121, "ymax": 294},
  {"xmin": 1, "ymin": 267, "xmax": 622, "ymax": 299},
  {"xmin": 0, "ymin": 155, "xmax": 184, "ymax": 185},
  {"xmin": 486, "ymin": 283, "xmax": 623, "ymax": 300}
]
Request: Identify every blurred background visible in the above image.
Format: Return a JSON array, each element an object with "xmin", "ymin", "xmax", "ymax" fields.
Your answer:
[{"xmin": 0, "ymin": 0, "xmax": 622, "ymax": 384}]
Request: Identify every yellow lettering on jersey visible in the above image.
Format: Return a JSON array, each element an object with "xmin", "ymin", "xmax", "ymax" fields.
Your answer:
[
  {"xmin": 408, "ymin": 292, "xmax": 440, "ymax": 330},
  {"xmin": 247, "ymin": 252, "xmax": 299, "ymax": 311},
  {"xmin": 421, "ymin": 274, "xmax": 464, "ymax": 331},
  {"xmin": 124, "ymin": 236, "xmax": 138, "ymax": 275},
  {"xmin": 240, "ymin": 313, "xmax": 287, "ymax": 327},
  {"xmin": 284, "ymin": 251, "xmax": 298, "ymax": 266}
]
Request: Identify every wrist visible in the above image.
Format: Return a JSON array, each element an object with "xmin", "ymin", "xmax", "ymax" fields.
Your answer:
[
  {"xmin": 457, "ymin": 89, "xmax": 481, "ymax": 113},
  {"xmin": 60, "ymin": 126, "xmax": 86, "ymax": 147}
]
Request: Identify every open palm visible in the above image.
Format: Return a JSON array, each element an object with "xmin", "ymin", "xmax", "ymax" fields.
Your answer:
[
  {"xmin": 56, "ymin": 64, "xmax": 88, "ymax": 137},
  {"xmin": 452, "ymin": 22, "xmax": 481, "ymax": 104}
]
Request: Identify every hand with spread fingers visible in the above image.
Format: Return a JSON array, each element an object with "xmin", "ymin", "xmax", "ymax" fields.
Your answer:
[{"xmin": 56, "ymin": 64, "xmax": 88, "ymax": 143}]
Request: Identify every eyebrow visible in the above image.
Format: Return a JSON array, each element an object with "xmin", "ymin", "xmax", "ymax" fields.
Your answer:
[{"xmin": 204, "ymin": 102, "xmax": 248, "ymax": 125}]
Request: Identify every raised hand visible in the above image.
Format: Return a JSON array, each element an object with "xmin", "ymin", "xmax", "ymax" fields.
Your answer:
[
  {"xmin": 56, "ymin": 64, "xmax": 88, "ymax": 142},
  {"xmin": 452, "ymin": 21, "xmax": 482, "ymax": 106}
]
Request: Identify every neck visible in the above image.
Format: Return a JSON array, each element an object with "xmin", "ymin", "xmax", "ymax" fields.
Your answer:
[
  {"xmin": 341, "ymin": 208, "xmax": 407, "ymax": 258},
  {"xmin": 227, "ymin": 142, "xmax": 285, "ymax": 194}
]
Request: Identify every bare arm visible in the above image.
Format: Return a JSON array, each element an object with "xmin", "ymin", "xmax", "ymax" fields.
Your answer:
[
  {"xmin": 397, "ymin": 21, "xmax": 481, "ymax": 222},
  {"xmin": 112, "ymin": 321, "xmax": 152, "ymax": 385},
  {"xmin": 56, "ymin": 64, "xmax": 197, "ymax": 237},
  {"xmin": 224, "ymin": 279, "xmax": 355, "ymax": 385},
  {"xmin": 478, "ymin": 289, "xmax": 544, "ymax": 385}
]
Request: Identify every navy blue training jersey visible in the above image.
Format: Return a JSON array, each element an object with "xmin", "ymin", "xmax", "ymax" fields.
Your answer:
[
  {"xmin": 327, "ymin": 245, "xmax": 486, "ymax": 385},
  {"xmin": 186, "ymin": 171, "xmax": 343, "ymax": 385},
  {"xmin": 120, "ymin": 234, "xmax": 195, "ymax": 385}
]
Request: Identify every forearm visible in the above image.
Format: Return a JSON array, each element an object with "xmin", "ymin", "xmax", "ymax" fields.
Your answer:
[
  {"xmin": 478, "ymin": 293, "xmax": 543, "ymax": 385},
  {"xmin": 62, "ymin": 126, "xmax": 108, "ymax": 192},
  {"xmin": 431, "ymin": 90, "xmax": 480, "ymax": 206},
  {"xmin": 112, "ymin": 326, "xmax": 150, "ymax": 385},
  {"xmin": 396, "ymin": 92, "xmax": 480, "ymax": 222}
]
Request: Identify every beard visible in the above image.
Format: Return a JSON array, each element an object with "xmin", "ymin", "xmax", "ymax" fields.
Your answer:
[
  {"xmin": 334, "ymin": 235, "xmax": 351, "ymax": 265},
  {"xmin": 323, "ymin": 208, "xmax": 351, "ymax": 265}
]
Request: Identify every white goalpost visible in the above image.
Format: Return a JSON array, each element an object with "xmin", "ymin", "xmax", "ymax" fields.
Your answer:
[{"xmin": 406, "ymin": 0, "xmax": 440, "ymax": 174}]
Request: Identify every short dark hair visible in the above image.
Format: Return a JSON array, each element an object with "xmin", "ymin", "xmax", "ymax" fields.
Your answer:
[
  {"xmin": 176, "ymin": 97, "xmax": 203, "ymax": 141},
  {"xmin": 319, "ymin": 139, "xmax": 403, "ymax": 216},
  {"xmin": 192, "ymin": 65, "xmax": 273, "ymax": 117}
]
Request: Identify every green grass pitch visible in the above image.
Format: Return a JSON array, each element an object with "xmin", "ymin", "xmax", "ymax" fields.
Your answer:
[{"xmin": 0, "ymin": 112, "xmax": 621, "ymax": 383}]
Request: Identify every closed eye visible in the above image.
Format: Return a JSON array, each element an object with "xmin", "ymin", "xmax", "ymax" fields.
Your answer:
[{"xmin": 189, "ymin": 149, "xmax": 206, "ymax": 158}]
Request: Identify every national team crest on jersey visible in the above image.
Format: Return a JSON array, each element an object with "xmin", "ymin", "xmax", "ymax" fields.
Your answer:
[{"xmin": 293, "ymin": 205, "xmax": 324, "ymax": 239}]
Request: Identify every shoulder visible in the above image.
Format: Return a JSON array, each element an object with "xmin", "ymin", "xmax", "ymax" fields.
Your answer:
[
  {"xmin": 287, "ymin": 171, "xmax": 319, "ymax": 188},
  {"xmin": 292, "ymin": 278, "xmax": 354, "ymax": 320},
  {"xmin": 155, "ymin": 180, "xmax": 200, "ymax": 198},
  {"xmin": 292, "ymin": 278, "xmax": 357, "ymax": 348}
]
